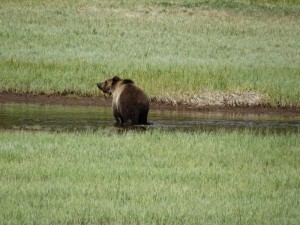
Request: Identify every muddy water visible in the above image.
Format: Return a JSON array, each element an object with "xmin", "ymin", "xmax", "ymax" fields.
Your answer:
[{"xmin": 0, "ymin": 103, "xmax": 300, "ymax": 133}]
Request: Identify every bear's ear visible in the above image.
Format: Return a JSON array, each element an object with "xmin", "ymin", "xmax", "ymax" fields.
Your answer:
[{"xmin": 112, "ymin": 76, "xmax": 121, "ymax": 84}]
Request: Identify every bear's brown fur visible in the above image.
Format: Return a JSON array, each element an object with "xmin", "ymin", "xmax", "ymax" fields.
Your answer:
[{"xmin": 97, "ymin": 76, "xmax": 149, "ymax": 125}]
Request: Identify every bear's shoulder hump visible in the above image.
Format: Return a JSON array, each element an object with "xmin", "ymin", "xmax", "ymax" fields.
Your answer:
[{"xmin": 122, "ymin": 79, "xmax": 135, "ymax": 85}]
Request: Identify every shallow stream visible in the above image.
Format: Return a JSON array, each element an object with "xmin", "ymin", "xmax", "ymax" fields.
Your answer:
[{"xmin": 0, "ymin": 103, "xmax": 300, "ymax": 133}]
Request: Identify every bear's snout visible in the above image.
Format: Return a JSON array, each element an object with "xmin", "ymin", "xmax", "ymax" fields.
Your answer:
[
  {"xmin": 97, "ymin": 82, "xmax": 106, "ymax": 92},
  {"xmin": 96, "ymin": 83, "xmax": 102, "ymax": 89},
  {"xmin": 97, "ymin": 82, "xmax": 111, "ymax": 94}
]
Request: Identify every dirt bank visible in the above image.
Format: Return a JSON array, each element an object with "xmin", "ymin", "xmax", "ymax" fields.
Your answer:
[{"xmin": 1, "ymin": 92, "xmax": 300, "ymax": 116}]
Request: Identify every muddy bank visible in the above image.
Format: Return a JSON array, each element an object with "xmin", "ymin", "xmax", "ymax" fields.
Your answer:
[{"xmin": 0, "ymin": 92, "xmax": 300, "ymax": 116}]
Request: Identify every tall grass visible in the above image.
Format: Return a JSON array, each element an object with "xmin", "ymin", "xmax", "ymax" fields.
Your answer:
[
  {"xmin": 0, "ymin": 130, "xmax": 299, "ymax": 224},
  {"xmin": 0, "ymin": 0, "xmax": 300, "ymax": 106}
]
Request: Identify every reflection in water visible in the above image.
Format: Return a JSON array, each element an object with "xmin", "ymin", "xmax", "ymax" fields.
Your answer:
[{"xmin": 0, "ymin": 103, "xmax": 300, "ymax": 133}]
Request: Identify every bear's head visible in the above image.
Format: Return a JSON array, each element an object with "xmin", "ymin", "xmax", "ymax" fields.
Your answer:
[
  {"xmin": 97, "ymin": 76, "xmax": 122, "ymax": 95},
  {"xmin": 97, "ymin": 76, "xmax": 135, "ymax": 95}
]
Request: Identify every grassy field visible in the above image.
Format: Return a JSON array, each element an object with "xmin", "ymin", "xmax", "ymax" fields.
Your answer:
[
  {"xmin": 0, "ymin": 129, "xmax": 299, "ymax": 224},
  {"xmin": 1, "ymin": 3, "xmax": 299, "ymax": 224},
  {"xmin": 0, "ymin": 0, "xmax": 300, "ymax": 107}
]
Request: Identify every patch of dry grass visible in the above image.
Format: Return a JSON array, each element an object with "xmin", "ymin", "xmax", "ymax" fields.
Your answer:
[{"xmin": 151, "ymin": 90, "xmax": 268, "ymax": 108}]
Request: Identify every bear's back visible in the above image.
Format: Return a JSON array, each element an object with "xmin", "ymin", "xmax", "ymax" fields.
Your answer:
[{"xmin": 114, "ymin": 82, "xmax": 149, "ymax": 125}]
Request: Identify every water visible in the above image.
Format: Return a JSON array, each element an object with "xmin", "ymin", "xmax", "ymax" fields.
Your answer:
[{"xmin": 0, "ymin": 103, "xmax": 300, "ymax": 133}]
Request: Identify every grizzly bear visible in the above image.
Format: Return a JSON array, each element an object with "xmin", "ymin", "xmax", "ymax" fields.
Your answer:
[{"xmin": 97, "ymin": 76, "xmax": 149, "ymax": 125}]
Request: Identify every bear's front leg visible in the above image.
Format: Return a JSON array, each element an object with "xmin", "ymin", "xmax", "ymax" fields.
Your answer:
[{"xmin": 113, "ymin": 106, "xmax": 122, "ymax": 124}]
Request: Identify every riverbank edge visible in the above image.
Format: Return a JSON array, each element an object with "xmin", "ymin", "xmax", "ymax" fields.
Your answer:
[{"xmin": 1, "ymin": 92, "xmax": 300, "ymax": 116}]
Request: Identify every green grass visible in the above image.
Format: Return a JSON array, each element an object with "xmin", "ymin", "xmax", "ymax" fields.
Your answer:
[
  {"xmin": 0, "ymin": 130, "xmax": 299, "ymax": 224},
  {"xmin": 0, "ymin": 0, "xmax": 300, "ymax": 106}
]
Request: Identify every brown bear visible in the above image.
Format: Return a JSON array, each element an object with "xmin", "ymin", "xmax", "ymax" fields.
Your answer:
[{"xmin": 97, "ymin": 76, "xmax": 149, "ymax": 125}]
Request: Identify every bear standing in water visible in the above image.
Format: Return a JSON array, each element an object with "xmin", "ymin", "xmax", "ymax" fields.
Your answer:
[{"xmin": 97, "ymin": 76, "xmax": 149, "ymax": 125}]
